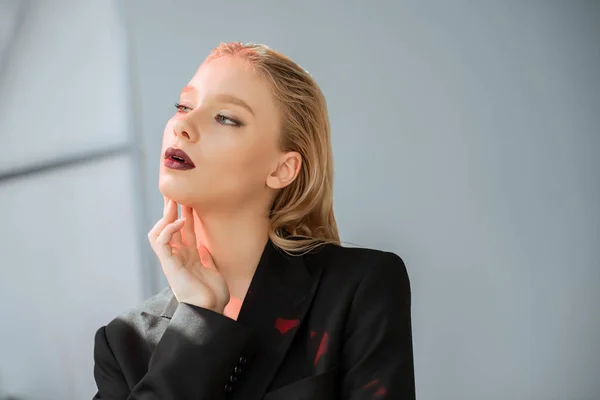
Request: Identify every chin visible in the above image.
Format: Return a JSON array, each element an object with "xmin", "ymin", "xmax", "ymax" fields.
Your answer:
[{"xmin": 159, "ymin": 178, "xmax": 192, "ymax": 205}]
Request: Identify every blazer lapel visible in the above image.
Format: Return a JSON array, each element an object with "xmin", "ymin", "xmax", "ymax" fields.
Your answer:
[
  {"xmin": 159, "ymin": 295, "xmax": 177, "ymax": 319},
  {"xmin": 236, "ymin": 239, "xmax": 322, "ymax": 400},
  {"xmin": 157, "ymin": 239, "xmax": 322, "ymax": 400}
]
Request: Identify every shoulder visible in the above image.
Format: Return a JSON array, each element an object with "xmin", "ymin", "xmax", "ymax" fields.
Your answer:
[
  {"xmin": 305, "ymin": 242, "xmax": 410, "ymax": 292},
  {"xmin": 116, "ymin": 286, "xmax": 173, "ymax": 321},
  {"xmin": 304, "ymin": 243, "xmax": 412, "ymax": 338},
  {"xmin": 101, "ymin": 286, "xmax": 173, "ymax": 339},
  {"xmin": 93, "ymin": 288, "xmax": 176, "ymax": 377}
]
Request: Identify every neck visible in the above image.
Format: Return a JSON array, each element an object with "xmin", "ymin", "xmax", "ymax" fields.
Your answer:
[{"xmin": 192, "ymin": 206, "xmax": 270, "ymax": 298}]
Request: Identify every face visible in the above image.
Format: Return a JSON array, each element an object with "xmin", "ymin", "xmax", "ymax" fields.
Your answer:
[{"xmin": 159, "ymin": 55, "xmax": 299, "ymax": 214}]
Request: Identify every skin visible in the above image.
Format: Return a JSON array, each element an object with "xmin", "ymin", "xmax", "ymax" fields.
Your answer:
[{"xmin": 148, "ymin": 55, "xmax": 302, "ymax": 320}]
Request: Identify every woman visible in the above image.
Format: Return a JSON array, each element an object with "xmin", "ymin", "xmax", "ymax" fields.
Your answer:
[{"xmin": 93, "ymin": 42, "xmax": 415, "ymax": 400}]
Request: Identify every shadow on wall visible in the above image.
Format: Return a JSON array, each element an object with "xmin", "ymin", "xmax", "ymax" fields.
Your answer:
[{"xmin": 0, "ymin": 378, "xmax": 25, "ymax": 400}]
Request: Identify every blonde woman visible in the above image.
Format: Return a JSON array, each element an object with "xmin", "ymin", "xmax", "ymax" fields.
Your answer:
[{"xmin": 92, "ymin": 42, "xmax": 415, "ymax": 400}]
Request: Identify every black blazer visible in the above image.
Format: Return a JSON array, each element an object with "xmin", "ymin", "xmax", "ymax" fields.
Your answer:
[{"xmin": 93, "ymin": 240, "xmax": 415, "ymax": 399}]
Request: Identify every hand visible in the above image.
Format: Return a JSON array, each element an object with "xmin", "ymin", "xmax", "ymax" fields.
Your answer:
[{"xmin": 147, "ymin": 197, "xmax": 230, "ymax": 313}]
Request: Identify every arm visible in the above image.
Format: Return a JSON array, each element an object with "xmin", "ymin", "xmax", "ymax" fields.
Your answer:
[
  {"xmin": 93, "ymin": 303, "xmax": 257, "ymax": 400},
  {"xmin": 340, "ymin": 252, "xmax": 416, "ymax": 399}
]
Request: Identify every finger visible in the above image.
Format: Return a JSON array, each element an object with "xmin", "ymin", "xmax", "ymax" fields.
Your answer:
[
  {"xmin": 172, "ymin": 230, "xmax": 182, "ymax": 247},
  {"xmin": 169, "ymin": 201, "xmax": 182, "ymax": 244},
  {"xmin": 148, "ymin": 215, "xmax": 170, "ymax": 239},
  {"xmin": 198, "ymin": 245, "xmax": 217, "ymax": 270},
  {"xmin": 163, "ymin": 197, "xmax": 170, "ymax": 217},
  {"xmin": 180, "ymin": 206, "xmax": 197, "ymax": 245},
  {"xmin": 166, "ymin": 199, "xmax": 178, "ymax": 221},
  {"xmin": 155, "ymin": 218, "xmax": 186, "ymax": 259},
  {"xmin": 149, "ymin": 199, "xmax": 176, "ymax": 240}
]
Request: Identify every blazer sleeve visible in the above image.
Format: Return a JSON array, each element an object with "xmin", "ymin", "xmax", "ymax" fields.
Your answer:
[
  {"xmin": 340, "ymin": 252, "xmax": 416, "ymax": 399},
  {"xmin": 93, "ymin": 303, "xmax": 257, "ymax": 399}
]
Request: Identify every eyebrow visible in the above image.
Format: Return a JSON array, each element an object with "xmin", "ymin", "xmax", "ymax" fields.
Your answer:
[{"xmin": 180, "ymin": 85, "xmax": 255, "ymax": 116}]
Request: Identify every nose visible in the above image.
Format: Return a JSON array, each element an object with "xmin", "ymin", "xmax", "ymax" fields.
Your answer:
[{"xmin": 172, "ymin": 118, "xmax": 198, "ymax": 142}]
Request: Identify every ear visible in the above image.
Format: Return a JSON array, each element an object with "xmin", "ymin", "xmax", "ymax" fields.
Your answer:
[{"xmin": 266, "ymin": 151, "xmax": 302, "ymax": 190}]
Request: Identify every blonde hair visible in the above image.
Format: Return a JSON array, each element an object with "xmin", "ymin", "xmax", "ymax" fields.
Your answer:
[{"xmin": 206, "ymin": 42, "xmax": 340, "ymax": 254}]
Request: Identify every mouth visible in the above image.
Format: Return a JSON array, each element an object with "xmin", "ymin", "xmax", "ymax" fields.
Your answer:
[{"xmin": 164, "ymin": 146, "xmax": 196, "ymax": 170}]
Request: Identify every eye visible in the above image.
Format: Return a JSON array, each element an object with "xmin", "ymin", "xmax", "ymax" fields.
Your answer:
[
  {"xmin": 215, "ymin": 113, "xmax": 242, "ymax": 127},
  {"xmin": 174, "ymin": 102, "xmax": 191, "ymax": 113}
]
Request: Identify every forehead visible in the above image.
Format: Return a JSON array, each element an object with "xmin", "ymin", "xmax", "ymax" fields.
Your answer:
[{"xmin": 187, "ymin": 56, "xmax": 276, "ymax": 114}]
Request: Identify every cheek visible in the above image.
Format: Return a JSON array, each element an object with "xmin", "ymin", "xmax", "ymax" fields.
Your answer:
[
  {"xmin": 238, "ymin": 142, "xmax": 275, "ymax": 180},
  {"xmin": 209, "ymin": 142, "xmax": 274, "ymax": 190}
]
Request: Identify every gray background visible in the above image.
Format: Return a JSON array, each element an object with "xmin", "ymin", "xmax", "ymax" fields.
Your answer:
[{"xmin": 0, "ymin": 1, "xmax": 598, "ymax": 399}]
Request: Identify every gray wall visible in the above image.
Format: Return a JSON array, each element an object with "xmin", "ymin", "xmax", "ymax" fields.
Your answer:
[
  {"xmin": 0, "ymin": 1, "xmax": 598, "ymax": 399},
  {"xmin": 0, "ymin": 1, "xmax": 143, "ymax": 399}
]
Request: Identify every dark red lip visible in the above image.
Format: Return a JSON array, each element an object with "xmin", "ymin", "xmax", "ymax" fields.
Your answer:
[{"xmin": 164, "ymin": 147, "xmax": 195, "ymax": 168}]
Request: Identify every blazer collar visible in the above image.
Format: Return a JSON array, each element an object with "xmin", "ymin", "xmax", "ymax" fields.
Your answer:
[
  {"xmin": 159, "ymin": 238, "xmax": 312, "ymax": 319},
  {"xmin": 158, "ymin": 238, "xmax": 323, "ymax": 400}
]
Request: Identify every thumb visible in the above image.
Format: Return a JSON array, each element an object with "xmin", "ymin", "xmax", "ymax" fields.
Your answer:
[{"xmin": 198, "ymin": 245, "xmax": 217, "ymax": 270}]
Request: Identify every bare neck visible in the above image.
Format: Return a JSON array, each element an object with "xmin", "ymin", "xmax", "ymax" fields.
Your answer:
[{"xmin": 192, "ymin": 207, "xmax": 270, "ymax": 298}]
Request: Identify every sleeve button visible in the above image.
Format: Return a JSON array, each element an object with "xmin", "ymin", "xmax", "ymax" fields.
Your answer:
[
  {"xmin": 229, "ymin": 374, "xmax": 238, "ymax": 383},
  {"xmin": 238, "ymin": 356, "xmax": 248, "ymax": 366},
  {"xmin": 224, "ymin": 383, "xmax": 233, "ymax": 392},
  {"xmin": 234, "ymin": 365, "xmax": 243, "ymax": 375}
]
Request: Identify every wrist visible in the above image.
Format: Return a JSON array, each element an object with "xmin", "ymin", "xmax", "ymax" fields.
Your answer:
[{"xmin": 179, "ymin": 298, "xmax": 220, "ymax": 312}]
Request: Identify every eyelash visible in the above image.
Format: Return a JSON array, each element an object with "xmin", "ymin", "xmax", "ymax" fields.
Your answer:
[{"xmin": 174, "ymin": 103, "xmax": 242, "ymax": 127}]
